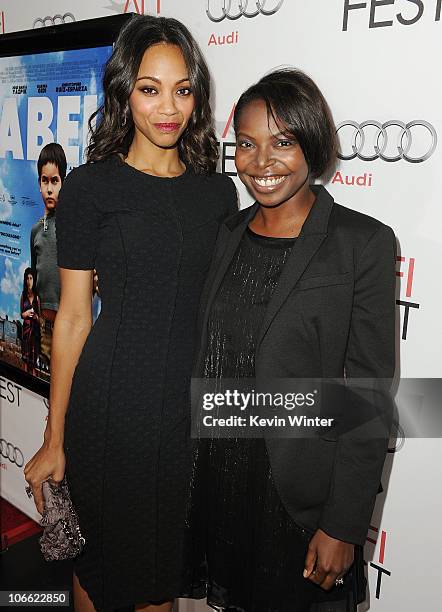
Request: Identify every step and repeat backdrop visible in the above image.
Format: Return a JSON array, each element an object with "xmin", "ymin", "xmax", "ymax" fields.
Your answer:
[{"xmin": 1, "ymin": 1, "xmax": 441, "ymax": 610}]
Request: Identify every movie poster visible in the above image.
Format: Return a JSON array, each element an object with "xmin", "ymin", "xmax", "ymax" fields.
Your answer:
[{"xmin": 0, "ymin": 45, "xmax": 113, "ymax": 383}]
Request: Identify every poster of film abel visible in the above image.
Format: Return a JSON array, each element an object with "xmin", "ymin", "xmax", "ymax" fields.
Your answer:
[{"xmin": 0, "ymin": 46, "xmax": 112, "ymax": 383}]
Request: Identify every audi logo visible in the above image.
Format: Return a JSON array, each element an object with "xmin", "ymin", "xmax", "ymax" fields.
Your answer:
[
  {"xmin": 336, "ymin": 120, "xmax": 437, "ymax": 163},
  {"xmin": 33, "ymin": 13, "xmax": 76, "ymax": 28},
  {"xmin": 0, "ymin": 438, "xmax": 24, "ymax": 467},
  {"xmin": 206, "ymin": 0, "xmax": 284, "ymax": 22}
]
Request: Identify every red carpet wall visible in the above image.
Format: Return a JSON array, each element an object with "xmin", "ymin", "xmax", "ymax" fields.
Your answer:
[{"xmin": 1, "ymin": 2, "xmax": 441, "ymax": 610}]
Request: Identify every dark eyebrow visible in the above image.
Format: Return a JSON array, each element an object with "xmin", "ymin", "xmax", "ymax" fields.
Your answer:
[
  {"xmin": 272, "ymin": 131, "xmax": 294, "ymax": 139},
  {"xmin": 236, "ymin": 132, "xmax": 255, "ymax": 140},
  {"xmin": 135, "ymin": 76, "xmax": 190, "ymax": 84},
  {"xmin": 236, "ymin": 131, "xmax": 295, "ymax": 141}
]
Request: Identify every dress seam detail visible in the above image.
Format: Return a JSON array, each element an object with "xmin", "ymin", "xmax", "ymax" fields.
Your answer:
[
  {"xmin": 100, "ymin": 215, "xmax": 128, "ymax": 609},
  {"xmin": 153, "ymin": 181, "xmax": 184, "ymax": 593}
]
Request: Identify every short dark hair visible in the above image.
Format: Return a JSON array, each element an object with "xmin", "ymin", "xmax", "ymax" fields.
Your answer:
[
  {"xmin": 37, "ymin": 143, "xmax": 67, "ymax": 182},
  {"xmin": 87, "ymin": 14, "xmax": 218, "ymax": 174},
  {"xmin": 233, "ymin": 68, "xmax": 337, "ymax": 179}
]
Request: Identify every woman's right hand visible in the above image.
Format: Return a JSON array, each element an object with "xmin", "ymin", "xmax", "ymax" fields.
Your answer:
[{"xmin": 24, "ymin": 441, "xmax": 66, "ymax": 514}]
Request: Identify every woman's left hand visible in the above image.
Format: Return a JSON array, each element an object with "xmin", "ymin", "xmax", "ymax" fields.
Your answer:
[{"xmin": 303, "ymin": 528, "xmax": 354, "ymax": 590}]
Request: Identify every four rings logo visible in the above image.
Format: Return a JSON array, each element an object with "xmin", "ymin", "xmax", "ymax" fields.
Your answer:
[
  {"xmin": 0, "ymin": 438, "xmax": 24, "ymax": 468},
  {"xmin": 337, "ymin": 120, "xmax": 437, "ymax": 163},
  {"xmin": 207, "ymin": 0, "xmax": 284, "ymax": 22},
  {"xmin": 33, "ymin": 13, "xmax": 76, "ymax": 28}
]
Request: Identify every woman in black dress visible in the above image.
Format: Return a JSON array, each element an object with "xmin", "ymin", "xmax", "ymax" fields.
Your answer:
[
  {"xmin": 20, "ymin": 267, "xmax": 40, "ymax": 375},
  {"xmin": 184, "ymin": 69, "xmax": 396, "ymax": 611},
  {"xmin": 24, "ymin": 15, "xmax": 236, "ymax": 612}
]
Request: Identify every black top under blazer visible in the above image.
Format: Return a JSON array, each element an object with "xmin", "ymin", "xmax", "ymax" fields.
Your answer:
[{"xmin": 193, "ymin": 185, "xmax": 397, "ymax": 546}]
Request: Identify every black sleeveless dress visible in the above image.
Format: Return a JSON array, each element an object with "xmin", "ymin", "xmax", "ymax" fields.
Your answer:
[
  {"xmin": 182, "ymin": 227, "xmax": 365, "ymax": 612},
  {"xmin": 55, "ymin": 156, "xmax": 237, "ymax": 612}
]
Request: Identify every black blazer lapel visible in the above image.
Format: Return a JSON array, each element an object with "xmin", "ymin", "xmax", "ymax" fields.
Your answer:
[
  {"xmin": 256, "ymin": 185, "xmax": 334, "ymax": 348},
  {"xmin": 256, "ymin": 233, "xmax": 327, "ymax": 348}
]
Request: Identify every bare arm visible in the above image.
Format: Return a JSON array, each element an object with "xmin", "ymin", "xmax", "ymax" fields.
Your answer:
[
  {"xmin": 24, "ymin": 268, "xmax": 94, "ymax": 512},
  {"xmin": 44, "ymin": 268, "xmax": 94, "ymax": 444}
]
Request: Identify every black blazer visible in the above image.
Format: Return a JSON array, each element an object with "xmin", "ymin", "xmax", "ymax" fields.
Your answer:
[{"xmin": 194, "ymin": 185, "xmax": 396, "ymax": 546}]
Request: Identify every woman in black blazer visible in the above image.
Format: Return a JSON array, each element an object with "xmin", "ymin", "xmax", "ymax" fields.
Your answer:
[{"xmin": 183, "ymin": 69, "xmax": 396, "ymax": 612}]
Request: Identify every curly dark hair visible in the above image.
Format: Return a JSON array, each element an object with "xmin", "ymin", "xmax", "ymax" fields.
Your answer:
[
  {"xmin": 233, "ymin": 68, "xmax": 337, "ymax": 179},
  {"xmin": 86, "ymin": 14, "xmax": 218, "ymax": 174}
]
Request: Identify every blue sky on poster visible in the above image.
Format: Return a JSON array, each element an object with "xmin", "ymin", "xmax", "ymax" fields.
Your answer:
[{"xmin": 0, "ymin": 45, "xmax": 112, "ymax": 321}]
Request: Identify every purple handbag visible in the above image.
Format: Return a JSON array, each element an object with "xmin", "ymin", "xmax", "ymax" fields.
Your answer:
[{"xmin": 25, "ymin": 477, "xmax": 85, "ymax": 561}]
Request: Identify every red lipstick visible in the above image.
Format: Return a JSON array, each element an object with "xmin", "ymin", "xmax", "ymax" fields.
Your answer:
[{"xmin": 154, "ymin": 122, "xmax": 181, "ymax": 133}]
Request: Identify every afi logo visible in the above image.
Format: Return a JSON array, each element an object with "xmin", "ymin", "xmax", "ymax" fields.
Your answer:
[
  {"xmin": 105, "ymin": 1, "xmax": 161, "ymax": 15},
  {"xmin": 216, "ymin": 103, "xmax": 236, "ymax": 176},
  {"xmin": 366, "ymin": 525, "xmax": 391, "ymax": 599},
  {"xmin": 123, "ymin": 0, "xmax": 161, "ymax": 13},
  {"xmin": 343, "ymin": 0, "xmax": 441, "ymax": 30},
  {"xmin": 396, "ymin": 256, "xmax": 419, "ymax": 340},
  {"xmin": 0, "ymin": 378, "xmax": 21, "ymax": 406}
]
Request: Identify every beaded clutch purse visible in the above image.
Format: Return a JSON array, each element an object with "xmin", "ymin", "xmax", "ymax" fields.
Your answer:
[{"xmin": 25, "ymin": 477, "xmax": 85, "ymax": 561}]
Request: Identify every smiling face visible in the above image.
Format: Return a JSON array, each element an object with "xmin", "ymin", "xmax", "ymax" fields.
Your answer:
[
  {"xmin": 235, "ymin": 98, "xmax": 311, "ymax": 207},
  {"xmin": 39, "ymin": 163, "xmax": 62, "ymax": 212},
  {"xmin": 128, "ymin": 43, "xmax": 195, "ymax": 150}
]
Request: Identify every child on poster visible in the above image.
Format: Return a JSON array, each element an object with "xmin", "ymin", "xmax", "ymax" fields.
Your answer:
[{"xmin": 30, "ymin": 143, "xmax": 67, "ymax": 366}]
